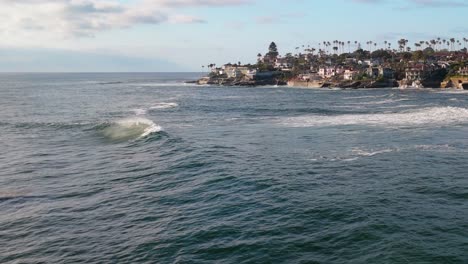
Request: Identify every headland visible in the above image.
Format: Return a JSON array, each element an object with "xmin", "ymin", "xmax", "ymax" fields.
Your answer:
[{"xmin": 191, "ymin": 40, "xmax": 468, "ymax": 89}]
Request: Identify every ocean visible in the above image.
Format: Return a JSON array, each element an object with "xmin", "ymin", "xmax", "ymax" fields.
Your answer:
[{"xmin": 1, "ymin": 73, "xmax": 467, "ymax": 263}]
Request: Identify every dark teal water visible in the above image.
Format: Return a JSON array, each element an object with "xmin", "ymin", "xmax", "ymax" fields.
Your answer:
[{"xmin": 1, "ymin": 73, "xmax": 467, "ymax": 263}]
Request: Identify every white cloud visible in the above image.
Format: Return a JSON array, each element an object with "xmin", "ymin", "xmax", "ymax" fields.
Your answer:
[{"xmin": 0, "ymin": 0, "xmax": 249, "ymax": 42}]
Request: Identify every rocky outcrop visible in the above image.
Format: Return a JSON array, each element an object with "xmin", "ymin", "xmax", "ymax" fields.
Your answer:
[
  {"xmin": 286, "ymin": 79, "xmax": 397, "ymax": 89},
  {"xmin": 190, "ymin": 74, "xmax": 287, "ymax": 87}
]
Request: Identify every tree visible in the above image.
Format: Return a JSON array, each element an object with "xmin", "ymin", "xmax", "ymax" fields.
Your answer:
[
  {"xmin": 412, "ymin": 50, "xmax": 425, "ymax": 61},
  {"xmin": 268, "ymin": 42, "xmax": 279, "ymax": 57},
  {"xmin": 398, "ymin": 39, "xmax": 408, "ymax": 52},
  {"xmin": 450, "ymin": 38, "xmax": 455, "ymax": 51},
  {"xmin": 371, "ymin": 49, "xmax": 392, "ymax": 59}
]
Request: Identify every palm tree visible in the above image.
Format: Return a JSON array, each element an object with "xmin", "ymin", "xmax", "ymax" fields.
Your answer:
[
  {"xmin": 333, "ymin": 46, "xmax": 338, "ymax": 54},
  {"xmin": 415, "ymin": 43, "xmax": 421, "ymax": 50},
  {"xmin": 398, "ymin": 39, "xmax": 408, "ymax": 52},
  {"xmin": 430, "ymin": 39, "xmax": 437, "ymax": 50},
  {"xmin": 450, "ymin": 38, "xmax": 456, "ymax": 51}
]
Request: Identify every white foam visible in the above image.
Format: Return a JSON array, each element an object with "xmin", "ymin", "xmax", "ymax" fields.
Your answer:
[
  {"xmin": 279, "ymin": 107, "xmax": 468, "ymax": 128},
  {"xmin": 101, "ymin": 117, "xmax": 161, "ymax": 141},
  {"xmin": 134, "ymin": 83, "xmax": 189, "ymax": 87},
  {"xmin": 150, "ymin": 102, "xmax": 179, "ymax": 110},
  {"xmin": 351, "ymin": 148, "xmax": 396, "ymax": 157},
  {"xmin": 133, "ymin": 108, "xmax": 147, "ymax": 115},
  {"xmin": 346, "ymin": 98, "xmax": 409, "ymax": 105},
  {"xmin": 344, "ymin": 94, "xmax": 391, "ymax": 99},
  {"xmin": 436, "ymin": 89, "xmax": 468, "ymax": 94}
]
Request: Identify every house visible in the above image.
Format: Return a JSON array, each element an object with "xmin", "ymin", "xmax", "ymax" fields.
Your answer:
[
  {"xmin": 299, "ymin": 73, "xmax": 322, "ymax": 81},
  {"xmin": 345, "ymin": 58, "xmax": 357, "ymax": 64},
  {"xmin": 437, "ymin": 61, "xmax": 450, "ymax": 69},
  {"xmin": 275, "ymin": 57, "xmax": 293, "ymax": 70},
  {"xmin": 262, "ymin": 54, "xmax": 277, "ymax": 65},
  {"xmin": 379, "ymin": 67, "xmax": 394, "ymax": 79},
  {"xmin": 366, "ymin": 67, "xmax": 380, "ymax": 78},
  {"xmin": 246, "ymin": 69, "xmax": 257, "ymax": 79},
  {"xmin": 359, "ymin": 59, "xmax": 381, "ymax": 67},
  {"xmin": 405, "ymin": 66, "xmax": 426, "ymax": 81},
  {"xmin": 211, "ymin": 67, "xmax": 225, "ymax": 75},
  {"xmin": 458, "ymin": 67, "xmax": 468, "ymax": 76},
  {"xmin": 223, "ymin": 65, "xmax": 250, "ymax": 78},
  {"xmin": 344, "ymin": 70, "xmax": 357, "ymax": 80},
  {"xmin": 318, "ymin": 67, "xmax": 336, "ymax": 78}
]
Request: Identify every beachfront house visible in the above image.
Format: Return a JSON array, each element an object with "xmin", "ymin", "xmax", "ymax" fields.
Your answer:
[
  {"xmin": 319, "ymin": 67, "xmax": 344, "ymax": 79},
  {"xmin": 318, "ymin": 67, "xmax": 336, "ymax": 78},
  {"xmin": 405, "ymin": 65, "xmax": 426, "ymax": 81},
  {"xmin": 246, "ymin": 69, "xmax": 257, "ymax": 79},
  {"xmin": 223, "ymin": 65, "xmax": 251, "ymax": 78},
  {"xmin": 275, "ymin": 57, "xmax": 293, "ymax": 71},
  {"xmin": 211, "ymin": 67, "xmax": 225, "ymax": 75},
  {"xmin": 458, "ymin": 67, "xmax": 468, "ymax": 76},
  {"xmin": 366, "ymin": 67, "xmax": 379, "ymax": 79},
  {"xmin": 379, "ymin": 67, "xmax": 394, "ymax": 79},
  {"xmin": 344, "ymin": 70, "xmax": 357, "ymax": 81},
  {"xmin": 299, "ymin": 73, "xmax": 322, "ymax": 81}
]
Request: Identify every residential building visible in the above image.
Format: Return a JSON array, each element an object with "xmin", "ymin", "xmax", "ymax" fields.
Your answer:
[
  {"xmin": 379, "ymin": 67, "xmax": 394, "ymax": 79},
  {"xmin": 367, "ymin": 67, "xmax": 379, "ymax": 78},
  {"xmin": 275, "ymin": 57, "xmax": 293, "ymax": 70},
  {"xmin": 458, "ymin": 67, "xmax": 468, "ymax": 76},
  {"xmin": 344, "ymin": 70, "xmax": 357, "ymax": 80}
]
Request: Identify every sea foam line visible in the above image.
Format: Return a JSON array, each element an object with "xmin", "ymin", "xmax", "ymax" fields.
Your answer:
[{"xmin": 279, "ymin": 106, "xmax": 468, "ymax": 128}]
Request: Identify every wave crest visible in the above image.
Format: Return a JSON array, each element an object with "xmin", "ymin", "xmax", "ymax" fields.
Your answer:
[{"xmin": 99, "ymin": 118, "xmax": 161, "ymax": 141}]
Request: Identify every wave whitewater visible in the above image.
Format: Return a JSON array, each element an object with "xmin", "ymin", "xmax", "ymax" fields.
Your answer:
[
  {"xmin": 279, "ymin": 107, "xmax": 468, "ymax": 128},
  {"xmin": 150, "ymin": 102, "xmax": 179, "ymax": 110},
  {"xmin": 99, "ymin": 117, "xmax": 161, "ymax": 141}
]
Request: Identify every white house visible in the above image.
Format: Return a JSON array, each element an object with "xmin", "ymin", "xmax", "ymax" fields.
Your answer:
[
  {"xmin": 344, "ymin": 70, "xmax": 357, "ymax": 80},
  {"xmin": 275, "ymin": 57, "xmax": 293, "ymax": 70},
  {"xmin": 318, "ymin": 67, "xmax": 336, "ymax": 78}
]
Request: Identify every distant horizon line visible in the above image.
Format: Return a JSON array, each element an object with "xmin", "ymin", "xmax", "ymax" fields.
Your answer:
[{"xmin": 0, "ymin": 71, "xmax": 203, "ymax": 74}]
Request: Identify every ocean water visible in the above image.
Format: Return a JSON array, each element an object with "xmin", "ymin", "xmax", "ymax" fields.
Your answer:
[{"xmin": 1, "ymin": 73, "xmax": 467, "ymax": 263}]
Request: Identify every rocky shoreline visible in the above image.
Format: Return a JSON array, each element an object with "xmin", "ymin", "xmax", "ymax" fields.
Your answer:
[
  {"xmin": 187, "ymin": 75, "xmax": 287, "ymax": 87},
  {"xmin": 286, "ymin": 79, "xmax": 398, "ymax": 89},
  {"xmin": 188, "ymin": 76, "xmax": 398, "ymax": 89}
]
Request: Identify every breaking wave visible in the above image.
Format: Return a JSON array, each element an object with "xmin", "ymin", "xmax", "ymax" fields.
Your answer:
[
  {"xmin": 279, "ymin": 107, "xmax": 468, "ymax": 128},
  {"xmin": 150, "ymin": 102, "xmax": 179, "ymax": 110},
  {"xmin": 98, "ymin": 118, "xmax": 162, "ymax": 142}
]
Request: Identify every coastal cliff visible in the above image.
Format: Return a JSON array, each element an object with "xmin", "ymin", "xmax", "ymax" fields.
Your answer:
[{"xmin": 287, "ymin": 79, "xmax": 397, "ymax": 89}]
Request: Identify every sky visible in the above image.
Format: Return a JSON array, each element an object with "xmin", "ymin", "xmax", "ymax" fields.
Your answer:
[{"xmin": 0, "ymin": 0, "xmax": 467, "ymax": 72}]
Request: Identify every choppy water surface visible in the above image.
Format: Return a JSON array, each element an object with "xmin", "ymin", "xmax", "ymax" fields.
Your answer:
[{"xmin": 1, "ymin": 73, "xmax": 467, "ymax": 263}]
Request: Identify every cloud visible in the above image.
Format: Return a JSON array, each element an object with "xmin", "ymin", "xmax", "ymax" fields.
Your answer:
[
  {"xmin": 351, "ymin": 0, "xmax": 468, "ymax": 8},
  {"xmin": 0, "ymin": 0, "xmax": 249, "ymax": 39}
]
